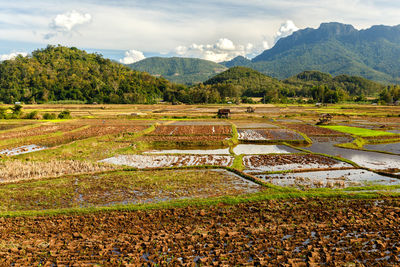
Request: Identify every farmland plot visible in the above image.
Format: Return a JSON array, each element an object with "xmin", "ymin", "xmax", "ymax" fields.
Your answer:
[
  {"xmin": 244, "ymin": 154, "xmax": 352, "ymax": 172},
  {"xmin": 100, "ymin": 155, "xmax": 234, "ymax": 168}
]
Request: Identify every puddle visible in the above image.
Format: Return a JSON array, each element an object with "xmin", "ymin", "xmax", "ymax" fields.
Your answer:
[
  {"xmin": 387, "ymin": 130, "xmax": 400, "ymax": 134},
  {"xmin": 100, "ymin": 155, "xmax": 234, "ymax": 168},
  {"xmin": 233, "ymin": 144, "xmax": 298, "ymax": 155},
  {"xmin": 144, "ymin": 148, "xmax": 230, "ymax": 155},
  {"xmin": 364, "ymin": 142, "xmax": 400, "ymax": 154},
  {"xmin": 306, "ymin": 137, "xmax": 400, "ymax": 170},
  {"xmin": 0, "ymin": 145, "xmax": 47, "ymax": 156},
  {"xmin": 256, "ymin": 169, "xmax": 400, "ymax": 188},
  {"xmin": 244, "ymin": 154, "xmax": 352, "ymax": 172}
]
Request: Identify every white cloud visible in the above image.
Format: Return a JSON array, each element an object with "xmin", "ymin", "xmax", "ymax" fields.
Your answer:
[
  {"xmin": 175, "ymin": 38, "xmax": 254, "ymax": 62},
  {"xmin": 52, "ymin": 10, "xmax": 91, "ymax": 31},
  {"xmin": 0, "ymin": 52, "xmax": 28, "ymax": 61},
  {"xmin": 274, "ymin": 20, "xmax": 299, "ymax": 43},
  {"xmin": 119, "ymin": 49, "xmax": 146, "ymax": 64},
  {"xmin": 45, "ymin": 10, "xmax": 91, "ymax": 39}
]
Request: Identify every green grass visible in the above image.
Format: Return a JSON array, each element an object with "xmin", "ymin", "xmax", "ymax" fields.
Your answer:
[
  {"xmin": 321, "ymin": 125, "xmax": 397, "ymax": 137},
  {"xmin": 0, "ymin": 168, "xmax": 267, "ymax": 213}
]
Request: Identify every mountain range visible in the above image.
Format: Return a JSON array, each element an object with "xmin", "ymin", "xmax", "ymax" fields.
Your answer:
[{"xmin": 128, "ymin": 22, "xmax": 400, "ymax": 84}]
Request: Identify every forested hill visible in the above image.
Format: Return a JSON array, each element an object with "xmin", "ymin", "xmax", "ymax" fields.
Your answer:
[
  {"xmin": 250, "ymin": 22, "xmax": 400, "ymax": 83},
  {"xmin": 203, "ymin": 66, "xmax": 289, "ymax": 97},
  {"xmin": 128, "ymin": 57, "xmax": 227, "ymax": 85},
  {"xmin": 284, "ymin": 71, "xmax": 385, "ymax": 96},
  {"xmin": 0, "ymin": 45, "xmax": 174, "ymax": 104}
]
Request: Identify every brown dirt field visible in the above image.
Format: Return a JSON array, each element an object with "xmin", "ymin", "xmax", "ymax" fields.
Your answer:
[
  {"xmin": 39, "ymin": 125, "xmax": 147, "ymax": 146},
  {"xmin": 282, "ymin": 123, "xmax": 345, "ymax": 136},
  {"xmin": 1, "ymin": 198, "xmax": 400, "ymax": 265},
  {"xmin": 138, "ymin": 135, "xmax": 230, "ymax": 142},
  {"xmin": 0, "ymin": 124, "xmax": 81, "ymax": 141},
  {"xmin": 150, "ymin": 125, "xmax": 232, "ymax": 136}
]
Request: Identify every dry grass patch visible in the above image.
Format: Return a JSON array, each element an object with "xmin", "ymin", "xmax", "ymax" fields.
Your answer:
[{"xmin": 0, "ymin": 160, "xmax": 118, "ymax": 182}]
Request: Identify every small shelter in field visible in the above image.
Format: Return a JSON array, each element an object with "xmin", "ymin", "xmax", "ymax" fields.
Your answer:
[{"xmin": 217, "ymin": 109, "xmax": 230, "ymax": 118}]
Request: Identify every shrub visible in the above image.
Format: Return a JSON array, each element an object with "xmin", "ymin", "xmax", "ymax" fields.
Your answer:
[
  {"xmin": 58, "ymin": 110, "xmax": 72, "ymax": 119},
  {"xmin": 24, "ymin": 111, "xmax": 40, "ymax": 120},
  {"xmin": 43, "ymin": 112, "xmax": 57, "ymax": 120}
]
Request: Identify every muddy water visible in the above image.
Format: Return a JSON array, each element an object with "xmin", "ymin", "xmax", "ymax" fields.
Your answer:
[
  {"xmin": 0, "ymin": 145, "xmax": 47, "ymax": 156},
  {"xmin": 79, "ymin": 169, "xmax": 263, "ymax": 207},
  {"xmin": 144, "ymin": 148, "xmax": 230, "ymax": 155},
  {"xmin": 100, "ymin": 155, "xmax": 234, "ymax": 168},
  {"xmin": 306, "ymin": 137, "xmax": 400, "ymax": 170},
  {"xmin": 364, "ymin": 142, "xmax": 400, "ymax": 154},
  {"xmin": 233, "ymin": 144, "xmax": 298, "ymax": 155},
  {"xmin": 257, "ymin": 169, "xmax": 400, "ymax": 189}
]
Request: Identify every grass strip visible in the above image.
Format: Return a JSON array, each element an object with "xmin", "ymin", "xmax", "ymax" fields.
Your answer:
[
  {"xmin": 0, "ymin": 190, "xmax": 394, "ymax": 218},
  {"xmin": 321, "ymin": 125, "xmax": 398, "ymax": 137}
]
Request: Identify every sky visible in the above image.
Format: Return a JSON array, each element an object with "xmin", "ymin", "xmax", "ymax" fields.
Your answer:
[{"xmin": 0, "ymin": 0, "xmax": 399, "ymax": 63}]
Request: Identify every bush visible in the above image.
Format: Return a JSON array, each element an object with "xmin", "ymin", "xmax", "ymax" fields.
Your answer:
[
  {"xmin": 24, "ymin": 111, "xmax": 40, "ymax": 120},
  {"xmin": 58, "ymin": 110, "xmax": 72, "ymax": 119},
  {"xmin": 43, "ymin": 112, "xmax": 57, "ymax": 120}
]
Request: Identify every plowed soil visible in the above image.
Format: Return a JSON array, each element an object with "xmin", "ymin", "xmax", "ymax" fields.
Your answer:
[
  {"xmin": 39, "ymin": 125, "xmax": 146, "ymax": 146},
  {"xmin": 1, "ymin": 198, "xmax": 400, "ymax": 265},
  {"xmin": 0, "ymin": 124, "xmax": 80, "ymax": 141},
  {"xmin": 139, "ymin": 135, "xmax": 230, "ymax": 142},
  {"xmin": 283, "ymin": 124, "xmax": 345, "ymax": 136}
]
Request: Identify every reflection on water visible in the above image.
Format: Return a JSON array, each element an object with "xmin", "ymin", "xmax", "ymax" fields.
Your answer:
[
  {"xmin": 306, "ymin": 137, "xmax": 400, "ymax": 170},
  {"xmin": 233, "ymin": 144, "xmax": 298, "ymax": 155},
  {"xmin": 145, "ymin": 148, "xmax": 230, "ymax": 155},
  {"xmin": 364, "ymin": 142, "xmax": 400, "ymax": 154},
  {"xmin": 258, "ymin": 169, "xmax": 400, "ymax": 189}
]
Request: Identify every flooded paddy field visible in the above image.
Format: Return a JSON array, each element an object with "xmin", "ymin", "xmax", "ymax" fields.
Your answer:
[
  {"xmin": 244, "ymin": 154, "xmax": 352, "ymax": 172},
  {"xmin": 100, "ymin": 154, "xmax": 234, "ymax": 168},
  {"xmin": 0, "ymin": 144, "xmax": 47, "ymax": 156},
  {"xmin": 233, "ymin": 144, "xmax": 297, "ymax": 154},
  {"xmin": 0, "ymin": 169, "xmax": 263, "ymax": 211},
  {"xmin": 306, "ymin": 136, "xmax": 400, "ymax": 170},
  {"xmin": 257, "ymin": 169, "xmax": 400, "ymax": 189},
  {"xmin": 238, "ymin": 128, "xmax": 304, "ymax": 141},
  {"xmin": 364, "ymin": 142, "xmax": 400, "ymax": 154}
]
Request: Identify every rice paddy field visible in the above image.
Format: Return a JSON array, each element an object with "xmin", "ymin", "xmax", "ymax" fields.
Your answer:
[{"xmin": 1, "ymin": 103, "xmax": 400, "ymax": 265}]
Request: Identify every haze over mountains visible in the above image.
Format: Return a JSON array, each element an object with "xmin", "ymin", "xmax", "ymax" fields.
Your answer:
[{"xmin": 129, "ymin": 22, "xmax": 400, "ymax": 84}]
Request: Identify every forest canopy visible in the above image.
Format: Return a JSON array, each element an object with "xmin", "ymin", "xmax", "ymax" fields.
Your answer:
[{"xmin": 0, "ymin": 45, "xmax": 174, "ymax": 104}]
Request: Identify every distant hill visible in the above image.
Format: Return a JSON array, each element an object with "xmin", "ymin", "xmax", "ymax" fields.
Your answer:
[
  {"xmin": 204, "ymin": 66, "xmax": 291, "ymax": 97},
  {"xmin": 283, "ymin": 70, "xmax": 385, "ymax": 96},
  {"xmin": 249, "ymin": 22, "xmax": 400, "ymax": 83},
  {"xmin": 128, "ymin": 57, "xmax": 227, "ymax": 85},
  {"xmin": 220, "ymin": 56, "xmax": 251, "ymax": 68},
  {"xmin": 0, "ymin": 45, "xmax": 173, "ymax": 104}
]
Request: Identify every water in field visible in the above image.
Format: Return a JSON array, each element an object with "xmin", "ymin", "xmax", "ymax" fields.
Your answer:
[
  {"xmin": 0, "ymin": 145, "xmax": 47, "ymax": 156},
  {"xmin": 233, "ymin": 144, "xmax": 298, "ymax": 155},
  {"xmin": 257, "ymin": 169, "xmax": 400, "ymax": 189},
  {"xmin": 364, "ymin": 142, "xmax": 400, "ymax": 154},
  {"xmin": 100, "ymin": 154, "xmax": 234, "ymax": 168},
  {"xmin": 144, "ymin": 148, "xmax": 230, "ymax": 155},
  {"xmin": 306, "ymin": 137, "xmax": 400, "ymax": 170}
]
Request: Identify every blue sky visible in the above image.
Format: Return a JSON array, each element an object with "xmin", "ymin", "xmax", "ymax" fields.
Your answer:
[{"xmin": 0, "ymin": 0, "xmax": 399, "ymax": 63}]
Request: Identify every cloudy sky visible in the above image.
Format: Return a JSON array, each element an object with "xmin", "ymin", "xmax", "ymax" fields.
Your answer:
[{"xmin": 0, "ymin": 0, "xmax": 399, "ymax": 63}]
